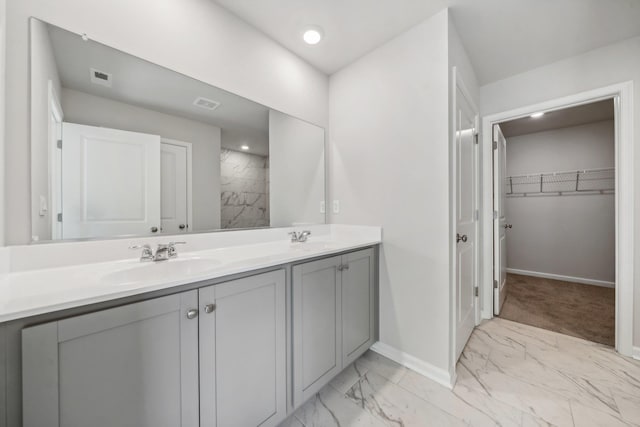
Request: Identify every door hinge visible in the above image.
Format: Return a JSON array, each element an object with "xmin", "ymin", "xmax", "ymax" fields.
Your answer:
[
  {"xmin": 493, "ymin": 279, "xmax": 498, "ymax": 289},
  {"xmin": 492, "ymin": 140, "xmax": 497, "ymax": 150},
  {"xmin": 57, "ymin": 140, "xmax": 62, "ymax": 149},
  {"xmin": 474, "ymin": 134, "xmax": 479, "ymax": 144},
  {"xmin": 474, "ymin": 286, "xmax": 479, "ymax": 297},
  {"xmin": 493, "ymin": 210, "xmax": 498, "ymax": 220},
  {"xmin": 474, "ymin": 210, "xmax": 479, "ymax": 221},
  {"xmin": 57, "ymin": 213, "xmax": 62, "ymax": 222}
]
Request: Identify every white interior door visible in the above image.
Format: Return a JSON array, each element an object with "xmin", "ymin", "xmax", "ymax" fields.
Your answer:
[
  {"xmin": 61, "ymin": 122, "xmax": 161, "ymax": 239},
  {"xmin": 493, "ymin": 124, "xmax": 508, "ymax": 315},
  {"xmin": 455, "ymin": 85, "xmax": 478, "ymax": 360},
  {"xmin": 161, "ymin": 141, "xmax": 190, "ymax": 234}
]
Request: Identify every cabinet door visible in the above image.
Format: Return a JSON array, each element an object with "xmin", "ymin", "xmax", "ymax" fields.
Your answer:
[
  {"xmin": 22, "ymin": 292, "xmax": 199, "ymax": 427},
  {"xmin": 292, "ymin": 256, "xmax": 342, "ymax": 406},
  {"xmin": 199, "ymin": 270, "xmax": 286, "ymax": 427},
  {"xmin": 342, "ymin": 248, "xmax": 375, "ymax": 366}
]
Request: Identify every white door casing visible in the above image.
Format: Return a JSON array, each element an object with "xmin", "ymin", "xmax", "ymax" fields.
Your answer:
[
  {"xmin": 161, "ymin": 139, "xmax": 192, "ymax": 234},
  {"xmin": 454, "ymin": 78, "xmax": 479, "ymax": 360},
  {"xmin": 48, "ymin": 81, "xmax": 63, "ymax": 240},
  {"xmin": 493, "ymin": 124, "xmax": 508, "ymax": 315},
  {"xmin": 481, "ymin": 82, "xmax": 634, "ymax": 356},
  {"xmin": 61, "ymin": 122, "xmax": 161, "ymax": 239}
]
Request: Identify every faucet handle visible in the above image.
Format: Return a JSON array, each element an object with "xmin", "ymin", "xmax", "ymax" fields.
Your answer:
[
  {"xmin": 298, "ymin": 230, "xmax": 311, "ymax": 242},
  {"xmin": 129, "ymin": 244, "xmax": 151, "ymax": 250},
  {"xmin": 129, "ymin": 244, "xmax": 154, "ymax": 261},
  {"xmin": 167, "ymin": 241, "xmax": 186, "ymax": 258}
]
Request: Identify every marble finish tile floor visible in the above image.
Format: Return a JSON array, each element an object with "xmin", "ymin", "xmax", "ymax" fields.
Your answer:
[{"xmin": 280, "ymin": 318, "xmax": 640, "ymax": 427}]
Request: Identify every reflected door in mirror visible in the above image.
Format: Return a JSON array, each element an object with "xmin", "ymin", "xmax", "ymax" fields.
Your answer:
[
  {"xmin": 61, "ymin": 123, "xmax": 161, "ymax": 239},
  {"xmin": 161, "ymin": 141, "xmax": 191, "ymax": 234}
]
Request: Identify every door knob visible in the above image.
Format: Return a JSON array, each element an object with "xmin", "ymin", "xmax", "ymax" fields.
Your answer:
[
  {"xmin": 504, "ymin": 224, "xmax": 512, "ymax": 229},
  {"xmin": 186, "ymin": 309, "xmax": 198, "ymax": 319},
  {"xmin": 179, "ymin": 224, "xmax": 186, "ymax": 230},
  {"xmin": 204, "ymin": 303, "xmax": 216, "ymax": 314},
  {"xmin": 150, "ymin": 226, "xmax": 159, "ymax": 233},
  {"xmin": 456, "ymin": 233, "xmax": 468, "ymax": 243}
]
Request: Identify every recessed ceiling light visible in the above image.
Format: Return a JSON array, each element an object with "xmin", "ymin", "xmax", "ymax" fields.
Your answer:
[
  {"xmin": 241, "ymin": 145, "xmax": 249, "ymax": 151},
  {"xmin": 303, "ymin": 27, "xmax": 323, "ymax": 45},
  {"xmin": 530, "ymin": 112, "xmax": 545, "ymax": 118}
]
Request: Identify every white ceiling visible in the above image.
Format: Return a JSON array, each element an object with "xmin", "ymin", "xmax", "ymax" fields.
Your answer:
[
  {"xmin": 213, "ymin": 0, "xmax": 640, "ymax": 84},
  {"xmin": 500, "ymin": 99, "xmax": 614, "ymax": 138},
  {"xmin": 49, "ymin": 24, "xmax": 270, "ymax": 155}
]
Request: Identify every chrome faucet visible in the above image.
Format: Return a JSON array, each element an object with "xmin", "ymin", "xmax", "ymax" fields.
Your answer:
[
  {"xmin": 289, "ymin": 230, "xmax": 312, "ymax": 243},
  {"xmin": 129, "ymin": 242, "xmax": 186, "ymax": 262}
]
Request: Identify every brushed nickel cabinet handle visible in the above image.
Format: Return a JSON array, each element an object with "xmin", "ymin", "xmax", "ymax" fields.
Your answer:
[
  {"xmin": 204, "ymin": 304, "xmax": 216, "ymax": 314},
  {"xmin": 186, "ymin": 309, "xmax": 198, "ymax": 319}
]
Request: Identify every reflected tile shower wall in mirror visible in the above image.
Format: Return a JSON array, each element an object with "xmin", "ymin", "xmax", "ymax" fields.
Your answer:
[
  {"xmin": 220, "ymin": 148, "xmax": 270, "ymax": 229},
  {"xmin": 30, "ymin": 18, "xmax": 325, "ymax": 242}
]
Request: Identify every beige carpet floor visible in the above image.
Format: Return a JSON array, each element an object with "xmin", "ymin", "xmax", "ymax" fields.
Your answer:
[{"xmin": 499, "ymin": 273, "xmax": 615, "ymax": 346}]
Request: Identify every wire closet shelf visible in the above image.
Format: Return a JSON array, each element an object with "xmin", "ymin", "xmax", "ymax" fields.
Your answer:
[{"xmin": 506, "ymin": 167, "xmax": 615, "ymax": 196}]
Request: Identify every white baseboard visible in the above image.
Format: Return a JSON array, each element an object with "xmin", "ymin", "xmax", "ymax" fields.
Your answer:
[
  {"xmin": 506, "ymin": 268, "xmax": 615, "ymax": 288},
  {"xmin": 370, "ymin": 341, "xmax": 455, "ymax": 389},
  {"xmin": 633, "ymin": 346, "xmax": 640, "ymax": 361}
]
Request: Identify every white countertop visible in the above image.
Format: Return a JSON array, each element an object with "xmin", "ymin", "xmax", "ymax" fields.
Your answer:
[{"xmin": 0, "ymin": 225, "xmax": 381, "ymax": 322}]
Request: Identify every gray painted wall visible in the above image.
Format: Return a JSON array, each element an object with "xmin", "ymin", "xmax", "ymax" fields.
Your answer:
[
  {"xmin": 269, "ymin": 110, "xmax": 325, "ymax": 227},
  {"xmin": 505, "ymin": 120, "xmax": 615, "ymax": 283},
  {"xmin": 62, "ymin": 88, "xmax": 222, "ymax": 232},
  {"xmin": 329, "ymin": 10, "xmax": 473, "ymax": 374},
  {"xmin": 4, "ymin": 0, "xmax": 328, "ymax": 245},
  {"xmin": 0, "ymin": 0, "xmax": 6, "ymax": 246}
]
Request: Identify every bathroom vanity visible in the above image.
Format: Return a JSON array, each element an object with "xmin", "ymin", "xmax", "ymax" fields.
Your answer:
[{"xmin": 0, "ymin": 225, "xmax": 380, "ymax": 427}]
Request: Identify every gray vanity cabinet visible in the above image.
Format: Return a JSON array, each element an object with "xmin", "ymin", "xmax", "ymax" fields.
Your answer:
[
  {"xmin": 22, "ymin": 291, "xmax": 200, "ymax": 427},
  {"xmin": 291, "ymin": 248, "xmax": 375, "ymax": 406},
  {"xmin": 341, "ymin": 248, "xmax": 376, "ymax": 366},
  {"xmin": 198, "ymin": 270, "xmax": 287, "ymax": 427},
  {"xmin": 22, "ymin": 270, "xmax": 287, "ymax": 427},
  {"xmin": 292, "ymin": 255, "xmax": 343, "ymax": 406}
]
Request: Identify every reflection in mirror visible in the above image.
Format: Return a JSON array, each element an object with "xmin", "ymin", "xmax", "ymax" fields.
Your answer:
[{"xmin": 30, "ymin": 18, "xmax": 325, "ymax": 242}]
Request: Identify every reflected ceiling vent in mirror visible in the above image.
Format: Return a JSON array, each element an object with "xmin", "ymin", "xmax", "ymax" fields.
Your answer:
[
  {"xmin": 90, "ymin": 67, "xmax": 112, "ymax": 87},
  {"xmin": 193, "ymin": 97, "xmax": 221, "ymax": 111}
]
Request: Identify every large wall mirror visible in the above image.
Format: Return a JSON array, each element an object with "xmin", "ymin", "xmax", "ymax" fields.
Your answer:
[{"xmin": 29, "ymin": 18, "xmax": 326, "ymax": 242}]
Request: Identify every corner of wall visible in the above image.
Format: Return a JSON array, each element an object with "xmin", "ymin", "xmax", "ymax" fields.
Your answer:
[{"xmin": 370, "ymin": 341, "xmax": 456, "ymax": 389}]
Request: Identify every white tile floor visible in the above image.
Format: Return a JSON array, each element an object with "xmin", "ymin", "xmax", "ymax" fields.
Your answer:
[{"xmin": 281, "ymin": 318, "xmax": 640, "ymax": 426}]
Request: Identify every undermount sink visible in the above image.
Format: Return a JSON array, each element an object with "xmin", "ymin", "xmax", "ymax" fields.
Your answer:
[{"xmin": 101, "ymin": 257, "xmax": 221, "ymax": 285}]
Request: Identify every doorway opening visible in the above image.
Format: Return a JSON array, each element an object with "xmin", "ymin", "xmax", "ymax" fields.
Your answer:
[
  {"xmin": 494, "ymin": 99, "xmax": 615, "ymax": 346},
  {"xmin": 480, "ymin": 82, "xmax": 634, "ymax": 356}
]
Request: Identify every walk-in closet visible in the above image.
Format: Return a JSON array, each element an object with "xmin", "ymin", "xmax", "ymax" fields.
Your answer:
[{"xmin": 496, "ymin": 99, "xmax": 616, "ymax": 346}]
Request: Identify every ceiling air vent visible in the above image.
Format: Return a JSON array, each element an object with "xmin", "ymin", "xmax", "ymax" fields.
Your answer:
[
  {"xmin": 90, "ymin": 68, "xmax": 112, "ymax": 87},
  {"xmin": 193, "ymin": 97, "xmax": 221, "ymax": 111}
]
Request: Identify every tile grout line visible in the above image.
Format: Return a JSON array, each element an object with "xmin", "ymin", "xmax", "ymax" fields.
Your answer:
[
  {"xmin": 293, "ymin": 414, "xmax": 306, "ymax": 427},
  {"xmin": 568, "ymin": 400, "xmax": 577, "ymax": 427}
]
